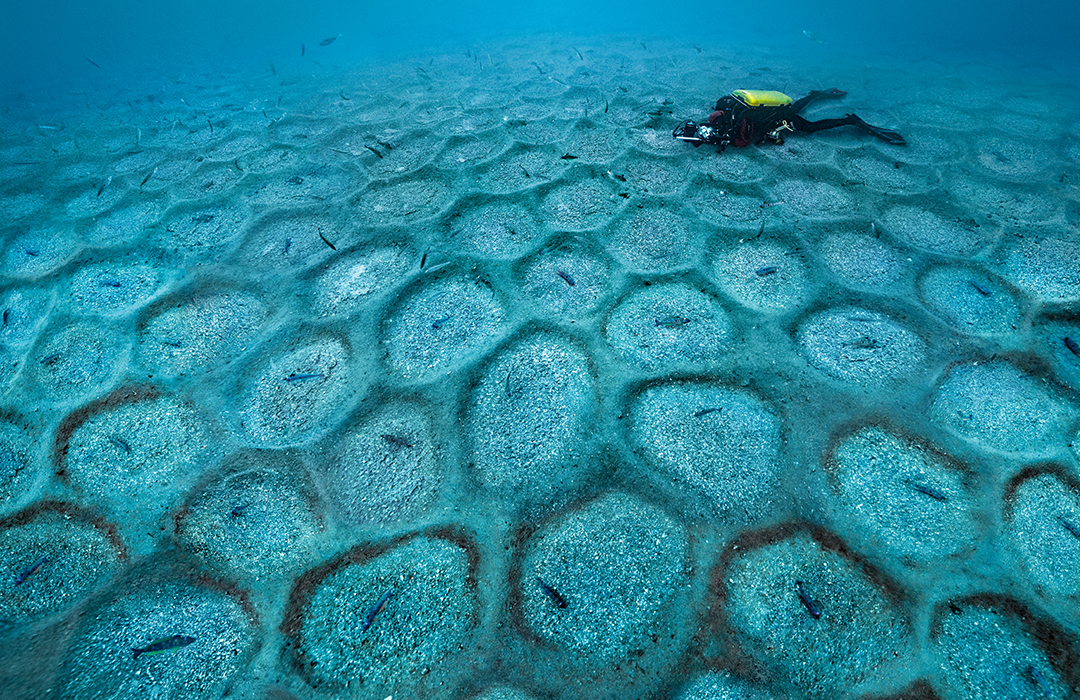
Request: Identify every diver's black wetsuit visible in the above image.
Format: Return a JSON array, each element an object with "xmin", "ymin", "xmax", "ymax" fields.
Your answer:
[{"xmin": 673, "ymin": 88, "xmax": 906, "ymax": 148}]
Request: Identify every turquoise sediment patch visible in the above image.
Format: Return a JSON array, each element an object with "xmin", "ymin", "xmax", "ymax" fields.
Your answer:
[
  {"xmin": 719, "ymin": 527, "xmax": 912, "ymax": 698},
  {"xmin": 284, "ymin": 530, "xmax": 478, "ymax": 697}
]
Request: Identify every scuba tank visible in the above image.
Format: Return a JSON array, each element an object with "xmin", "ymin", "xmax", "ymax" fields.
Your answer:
[{"xmin": 730, "ymin": 90, "xmax": 793, "ymax": 107}]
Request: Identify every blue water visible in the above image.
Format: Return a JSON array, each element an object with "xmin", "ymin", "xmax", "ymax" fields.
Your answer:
[
  {"xmin": 2, "ymin": 1, "xmax": 1080, "ymax": 699},
  {"xmin": 4, "ymin": 0, "xmax": 1080, "ymax": 96}
]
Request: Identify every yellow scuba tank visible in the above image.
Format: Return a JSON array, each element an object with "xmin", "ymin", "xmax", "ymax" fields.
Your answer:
[{"xmin": 731, "ymin": 90, "xmax": 793, "ymax": 107}]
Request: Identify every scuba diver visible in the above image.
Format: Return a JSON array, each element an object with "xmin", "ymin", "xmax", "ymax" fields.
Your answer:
[{"xmin": 673, "ymin": 88, "xmax": 906, "ymax": 149}]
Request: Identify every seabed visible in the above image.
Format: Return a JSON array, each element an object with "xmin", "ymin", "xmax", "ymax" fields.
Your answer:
[{"xmin": 1, "ymin": 34, "xmax": 1080, "ymax": 700}]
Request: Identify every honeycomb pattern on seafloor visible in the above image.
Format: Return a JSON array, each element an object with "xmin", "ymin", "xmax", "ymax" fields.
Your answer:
[{"xmin": 2, "ymin": 36, "xmax": 1080, "ymax": 700}]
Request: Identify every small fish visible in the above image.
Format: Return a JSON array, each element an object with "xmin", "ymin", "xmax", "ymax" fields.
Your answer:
[
  {"xmin": 968, "ymin": 280, "xmax": 992, "ymax": 296},
  {"xmin": 230, "ymin": 503, "xmax": 249, "ymax": 517},
  {"xmin": 283, "ymin": 238, "xmax": 292, "ymax": 255},
  {"xmin": 14, "ymin": 556, "xmax": 48, "ymax": 586},
  {"xmin": 1062, "ymin": 518, "xmax": 1080, "ymax": 540},
  {"xmin": 556, "ymin": 269, "xmax": 576, "ymax": 287},
  {"xmin": 207, "ymin": 118, "xmax": 214, "ymax": 134},
  {"xmin": 536, "ymin": 577, "xmax": 568, "ymax": 609},
  {"xmin": 139, "ymin": 167, "xmax": 157, "ymax": 188},
  {"xmin": 607, "ymin": 171, "xmax": 626, "ymax": 182},
  {"xmin": 362, "ymin": 590, "xmax": 393, "ymax": 631},
  {"xmin": 423, "ymin": 261, "xmax": 451, "ymax": 275},
  {"xmin": 285, "ymin": 373, "xmax": 324, "ymax": 382},
  {"xmin": 560, "ymin": 153, "xmax": 577, "ymax": 160},
  {"xmin": 1063, "ymin": 336, "xmax": 1080, "ymax": 358},
  {"xmin": 381, "ymin": 433, "xmax": 413, "ymax": 450},
  {"xmin": 301, "ymin": 43, "xmax": 305, "ymax": 57},
  {"xmin": 574, "ymin": 47, "xmax": 583, "ymax": 60},
  {"xmin": 84, "ymin": 55, "xmax": 101, "ymax": 68},
  {"xmin": 761, "ymin": 201, "xmax": 783, "ymax": 208},
  {"xmin": 847, "ymin": 336, "xmax": 879, "ymax": 350},
  {"xmin": 108, "ymin": 436, "xmax": 131, "ymax": 453},
  {"xmin": 431, "ymin": 315, "xmax": 451, "ymax": 330},
  {"xmin": 318, "ymin": 231, "xmax": 337, "ymax": 250},
  {"xmin": 655, "ymin": 316, "xmax": 691, "ymax": 328},
  {"xmin": 191, "ymin": 213, "xmax": 215, "ymax": 224},
  {"xmin": 911, "ymin": 482, "xmax": 947, "ymax": 502},
  {"xmin": 803, "ymin": 30, "xmax": 824, "ymax": 45},
  {"xmin": 795, "ymin": 580, "xmax": 821, "ymax": 619},
  {"xmin": 40, "ymin": 353, "xmax": 61, "ymax": 366},
  {"xmin": 377, "ymin": 141, "xmax": 394, "ymax": 151},
  {"xmin": 97, "ymin": 176, "xmax": 112, "ymax": 197},
  {"xmin": 693, "ymin": 408, "xmax": 722, "ymax": 418},
  {"xmin": 161, "ymin": 338, "xmax": 183, "ymax": 348},
  {"xmin": 1027, "ymin": 664, "xmax": 1052, "ymax": 697},
  {"xmin": 364, "ymin": 145, "xmax": 383, "ymax": 159},
  {"xmin": 25, "ymin": 249, "xmax": 39, "ymax": 257},
  {"xmin": 420, "ymin": 252, "xmax": 428, "ymax": 269},
  {"xmin": 755, "ymin": 266, "xmax": 778, "ymax": 277},
  {"xmin": 99, "ymin": 280, "xmax": 121, "ymax": 288},
  {"xmin": 269, "ymin": 62, "xmax": 276, "ymax": 76},
  {"xmin": 132, "ymin": 635, "xmax": 196, "ymax": 659},
  {"xmin": 2, "ymin": 309, "xmax": 9, "ymax": 326},
  {"xmin": 319, "ymin": 34, "xmax": 341, "ymax": 46}
]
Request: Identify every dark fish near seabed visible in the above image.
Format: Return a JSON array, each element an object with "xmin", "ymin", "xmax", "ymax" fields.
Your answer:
[
  {"xmin": 132, "ymin": 634, "xmax": 196, "ymax": 659},
  {"xmin": 655, "ymin": 315, "xmax": 691, "ymax": 328},
  {"xmin": 536, "ymin": 576, "xmax": 568, "ymax": 609},
  {"xmin": 108, "ymin": 435, "xmax": 131, "ymax": 453},
  {"xmin": 911, "ymin": 482, "xmax": 947, "ymax": 502},
  {"xmin": 795, "ymin": 580, "xmax": 821, "ymax": 619},
  {"xmin": 14, "ymin": 556, "xmax": 48, "ymax": 586},
  {"xmin": 1063, "ymin": 336, "xmax": 1080, "ymax": 358},
  {"xmin": 362, "ymin": 590, "xmax": 393, "ymax": 631},
  {"xmin": 381, "ymin": 433, "xmax": 412, "ymax": 449},
  {"xmin": 285, "ymin": 373, "xmax": 324, "ymax": 383},
  {"xmin": 320, "ymin": 34, "xmax": 340, "ymax": 46},
  {"xmin": 1061, "ymin": 518, "xmax": 1080, "ymax": 540}
]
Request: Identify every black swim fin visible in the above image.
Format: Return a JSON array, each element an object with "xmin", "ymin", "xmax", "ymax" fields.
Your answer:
[{"xmin": 846, "ymin": 113, "xmax": 906, "ymax": 145}]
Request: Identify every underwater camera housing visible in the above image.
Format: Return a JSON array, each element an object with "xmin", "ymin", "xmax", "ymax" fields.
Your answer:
[{"xmin": 672, "ymin": 120, "xmax": 711, "ymax": 146}]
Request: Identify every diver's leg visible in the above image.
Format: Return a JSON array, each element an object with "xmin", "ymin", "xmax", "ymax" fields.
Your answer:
[
  {"xmin": 845, "ymin": 113, "xmax": 906, "ymax": 144},
  {"xmin": 791, "ymin": 114, "xmax": 854, "ymax": 133},
  {"xmin": 792, "ymin": 113, "xmax": 906, "ymax": 144},
  {"xmin": 789, "ymin": 88, "xmax": 847, "ymax": 113}
]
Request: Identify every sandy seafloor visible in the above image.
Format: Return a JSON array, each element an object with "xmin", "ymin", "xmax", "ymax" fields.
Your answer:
[{"xmin": 2, "ymin": 33, "xmax": 1080, "ymax": 700}]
